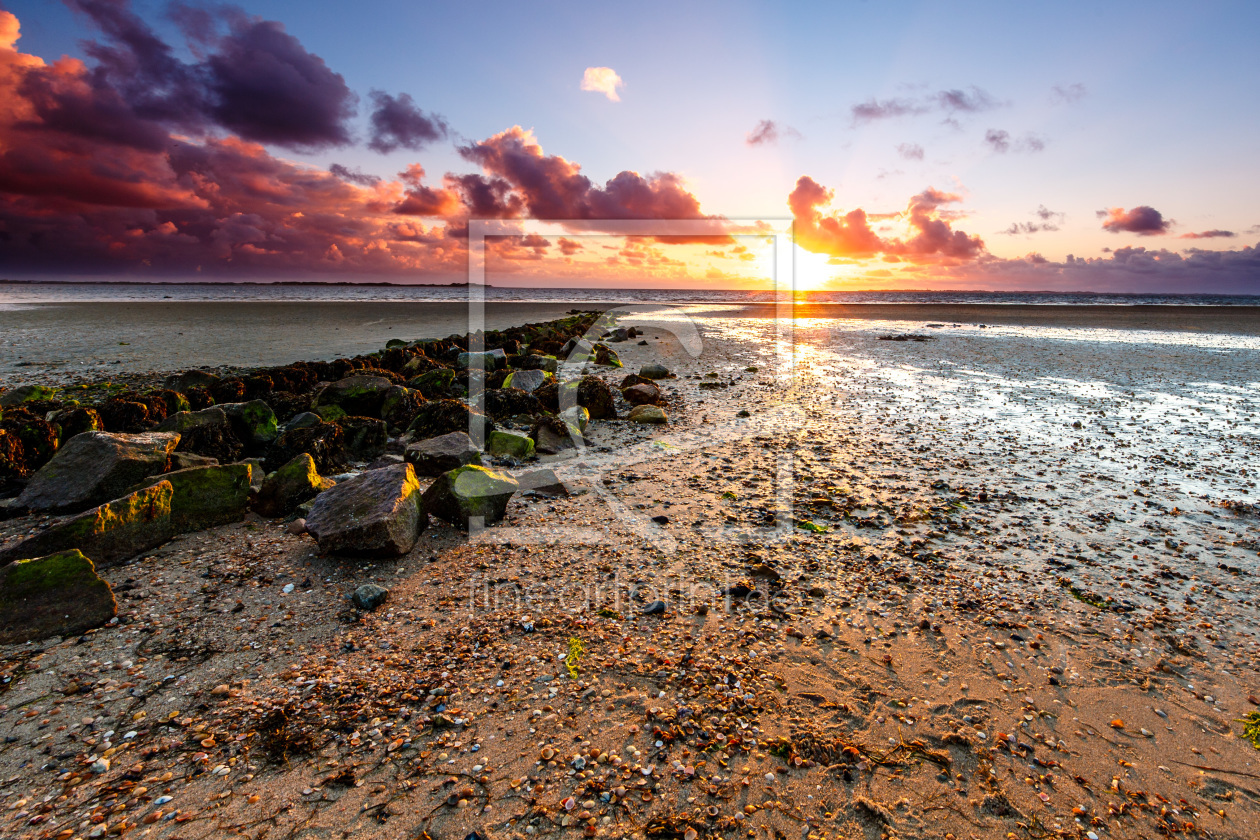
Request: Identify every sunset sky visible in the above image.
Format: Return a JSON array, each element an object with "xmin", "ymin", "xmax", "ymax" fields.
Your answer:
[{"xmin": 1, "ymin": 0, "xmax": 1258, "ymax": 291}]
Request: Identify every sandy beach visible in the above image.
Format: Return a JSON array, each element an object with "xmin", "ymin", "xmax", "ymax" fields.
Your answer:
[{"xmin": 2, "ymin": 306, "xmax": 1260, "ymax": 840}]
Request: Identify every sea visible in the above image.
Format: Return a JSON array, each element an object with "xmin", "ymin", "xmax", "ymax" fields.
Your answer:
[{"xmin": 1, "ymin": 282, "xmax": 1258, "ymax": 308}]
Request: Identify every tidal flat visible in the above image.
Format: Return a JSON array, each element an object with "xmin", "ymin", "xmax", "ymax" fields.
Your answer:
[{"xmin": 2, "ymin": 305, "xmax": 1260, "ymax": 840}]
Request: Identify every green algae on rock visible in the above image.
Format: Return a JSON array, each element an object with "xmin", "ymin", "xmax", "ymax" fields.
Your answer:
[
  {"xmin": 17, "ymin": 431, "xmax": 180, "ymax": 513},
  {"xmin": 0, "ymin": 549, "xmax": 116, "ymax": 644},
  {"xmin": 421, "ymin": 464, "xmax": 520, "ymax": 529},
  {"xmin": 487, "ymin": 430, "xmax": 536, "ymax": 460},
  {"xmin": 0, "ymin": 481, "xmax": 174, "ymax": 568},
  {"xmin": 254, "ymin": 452, "xmax": 333, "ymax": 517},
  {"xmin": 143, "ymin": 463, "xmax": 253, "ymax": 532}
]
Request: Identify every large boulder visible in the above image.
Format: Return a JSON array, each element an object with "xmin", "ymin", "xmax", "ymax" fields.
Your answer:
[
  {"xmin": 220, "ymin": 400, "xmax": 278, "ymax": 449},
  {"xmin": 157, "ymin": 406, "xmax": 243, "ymax": 462},
  {"xmin": 335, "ymin": 416, "xmax": 388, "ymax": 461},
  {"xmin": 487, "ymin": 430, "xmax": 535, "ymax": 460},
  {"xmin": 0, "ymin": 550, "xmax": 117, "ymax": 644},
  {"xmin": 0, "ymin": 384, "xmax": 58, "ymax": 407},
  {"xmin": 264, "ymin": 421, "xmax": 347, "ymax": 475},
  {"xmin": 577, "ymin": 375, "xmax": 617, "ymax": 420},
  {"xmin": 408, "ymin": 399, "xmax": 493, "ymax": 441},
  {"xmin": 404, "ymin": 431, "xmax": 481, "ymax": 477},
  {"xmin": 0, "ymin": 482, "xmax": 174, "ymax": 568},
  {"xmin": 49, "ymin": 407, "xmax": 104, "ymax": 442},
  {"xmin": 17, "ymin": 431, "xmax": 179, "ymax": 513},
  {"xmin": 143, "ymin": 464, "xmax": 252, "ymax": 532},
  {"xmin": 312, "ymin": 375, "xmax": 396, "ymax": 419},
  {"xmin": 422, "ymin": 464, "xmax": 520, "ymax": 529},
  {"xmin": 304, "ymin": 464, "xmax": 425, "ymax": 557},
  {"xmin": 255, "ymin": 453, "xmax": 332, "ymax": 517},
  {"xmin": 502, "ymin": 369, "xmax": 549, "ymax": 393}
]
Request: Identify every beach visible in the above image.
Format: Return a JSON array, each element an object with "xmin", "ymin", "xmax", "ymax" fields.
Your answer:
[{"xmin": 2, "ymin": 303, "xmax": 1260, "ymax": 840}]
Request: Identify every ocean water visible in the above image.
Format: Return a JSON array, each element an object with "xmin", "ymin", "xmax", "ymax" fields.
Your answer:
[{"xmin": 1, "ymin": 281, "xmax": 1258, "ymax": 307}]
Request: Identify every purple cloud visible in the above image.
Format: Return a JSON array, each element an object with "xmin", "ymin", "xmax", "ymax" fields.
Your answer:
[
  {"xmin": 1099, "ymin": 205, "xmax": 1171, "ymax": 235},
  {"xmin": 367, "ymin": 91, "xmax": 449, "ymax": 154}
]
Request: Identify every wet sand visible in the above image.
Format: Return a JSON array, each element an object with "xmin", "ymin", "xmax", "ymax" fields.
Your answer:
[{"xmin": 2, "ymin": 310, "xmax": 1260, "ymax": 839}]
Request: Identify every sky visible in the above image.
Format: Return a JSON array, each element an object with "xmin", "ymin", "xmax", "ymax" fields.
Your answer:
[{"xmin": 1, "ymin": 0, "xmax": 1258, "ymax": 291}]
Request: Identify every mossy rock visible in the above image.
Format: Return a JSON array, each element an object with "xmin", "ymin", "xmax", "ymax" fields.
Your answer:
[
  {"xmin": 335, "ymin": 416, "xmax": 388, "ymax": 461},
  {"xmin": 98, "ymin": 399, "xmax": 151, "ymax": 432},
  {"xmin": 312, "ymin": 403, "xmax": 347, "ymax": 422},
  {"xmin": 254, "ymin": 452, "xmax": 331, "ymax": 517},
  {"xmin": 50, "ymin": 407, "xmax": 104, "ymax": 442},
  {"xmin": 312, "ymin": 375, "xmax": 396, "ymax": 419},
  {"xmin": 0, "ymin": 482, "xmax": 174, "ymax": 568},
  {"xmin": 149, "ymin": 389, "xmax": 191, "ymax": 415},
  {"xmin": 0, "ymin": 384, "xmax": 58, "ymax": 408},
  {"xmin": 0, "ymin": 429, "xmax": 28, "ymax": 481},
  {"xmin": 17, "ymin": 431, "xmax": 180, "ymax": 513},
  {"xmin": 483, "ymin": 388, "xmax": 542, "ymax": 423},
  {"xmin": 220, "ymin": 400, "xmax": 279, "ymax": 448},
  {"xmin": 593, "ymin": 344, "xmax": 623, "ymax": 368},
  {"xmin": 305, "ymin": 464, "xmax": 425, "ymax": 556},
  {"xmin": 264, "ymin": 421, "xmax": 347, "ymax": 475},
  {"xmin": 380, "ymin": 386, "xmax": 426, "ymax": 432},
  {"xmin": 263, "ymin": 390, "xmax": 311, "ymax": 423},
  {"xmin": 1, "ymin": 415, "xmax": 58, "ymax": 472},
  {"xmin": 408, "ymin": 399, "xmax": 493, "ymax": 441},
  {"xmin": 576, "ymin": 375, "xmax": 616, "ymax": 419},
  {"xmin": 0, "ymin": 550, "xmax": 117, "ymax": 644},
  {"xmin": 408, "ymin": 368, "xmax": 456, "ymax": 399},
  {"xmin": 421, "ymin": 464, "xmax": 520, "ymax": 529},
  {"xmin": 385, "ymin": 338, "xmax": 408, "ymax": 349},
  {"xmin": 487, "ymin": 430, "xmax": 535, "ymax": 460},
  {"xmin": 144, "ymin": 464, "xmax": 252, "ymax": 532}
]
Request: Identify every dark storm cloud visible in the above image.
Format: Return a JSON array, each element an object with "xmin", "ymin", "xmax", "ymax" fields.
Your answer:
[{"xmin": 367, "ymin": 91, "xmax": 449, "ymax": 154}]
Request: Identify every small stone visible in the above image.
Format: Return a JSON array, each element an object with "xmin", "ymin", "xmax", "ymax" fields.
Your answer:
[
  {"xmin": 287, "ymin": 518, "xmax": 307, "ymax": 536},
  {"xmin": 642, "ymin": 601, "xmax": 666, "ymax": 615},
  {"xmin": 628, "ymin": 405, "xmax": 667, "ymax": 424},
  {"xmin": 91, "ymin": 758, "xmax": 110, "ymax": 774},
  {"xmin": 352, "ymin": 583, "xmax": 389, "ymax": 611},
  {"xmin": 639, "ymin": 363, "xmax": 670, "ymax": 380}
]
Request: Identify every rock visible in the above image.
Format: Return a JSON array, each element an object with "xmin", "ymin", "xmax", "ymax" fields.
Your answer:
[
  {"xmin": 0, "ymin": 430, "xmax": 26, "ymax": 482},
  {"xmin": 97, "ymin": 399, "xmax": 152, "ymax": 432},
  {"xmin": 531, "ymin": 416, "xmax": 579, "ymax": 455},
  {"xmin": 404, "ymin": 431, "xmax": 482, "ymax": 476},
  {"xmin": 143, "ymin": 464, "xmax": 252, "ymax": 532},
  {"xmin": 1, "ymin": 413, "xmax": 58, "ymax": 472},
  {"xmin": 605, "ymin": 327, "xmax": 630, "ymax": 342},
  {"xmin": 366, "ymin": 453, "xmax": 405, "ymax": 470},
  {"xmin": 157, "ymin": 407, "xmax": 242, "ymax": 462},
  {"xmin": 576, "ymin": 375, "xmax": 616, "ymax": 420},
  {"xmin": 0, "ymin": 550, "xmax": 116, "ymax": 644},
  {"xmin": 483, "ymin": 388, "xmax": 541, "ymax": 422},
  {"xmin": 17, "ymin": 431, "xmax": 180, "ymax": 513},
  {"xmin": 352, "ymin": 583, "xmax": 389, "ymax": 611},
  {"xmin": 560, "ymin": 405, "xmax": 589, "ymax": 432},
  {"xmin": 637, "ymin": 340, "xmax": 648, "ymax": 346},
  {"xmin": 335, "ymin": 416, "xmax": 388, "ymax": 461},
  {"xmin": 287, "ymin": 517, "xmax": 306, "ymax": 535},
  {"xmin": 518, "ymin": 468, "xmax": 569, "ymax": 496},
  {"xmin": 622, "ymin": 383, "xmax": 661, "ymax": 406},
  {"xmin": 219, "ymin": 400, "xmax": 279, "ymax": 448},
  {"xmin": 736, "ymin": 409, "xmax": 751, "ymax": 418},
  {"xmin": 408, "ymin": 399, "xmax": 493, "ymax": 441},
  {"xmin": 163, "ymin": 370, "xmax": 221, "ymax": 392},
  {"xmin": 284, "ymin": 411, "xmax": 322, "ymax": 431},
  {"xmin": 422, "ymin": 464, "xmax": 519, "ymax": 529},
  {"xmin": 380, "ymin": 386, "xmax": 425, "ymax": 432},
  {"xmin": 168, "ymin": 452, "xmax": 219, "ymax": 471},
  {"xmin": 639, "ymin": 363, "xmax": 670, "ymax": 380},
  {"xmin": 304, "ymin": 463, "xmax": 425, "ymax": 556},
  {"xmin": 49, "ymin": 407, "xmax": 104, "ymax": 441},
  {"xmin": 502, "ymin": 369, "xmax": 549, "ymax": 393},
  {"xmin": 507, "ymin": 354, "xmax": 557, "ymax": 372},
  {"xmin": 593, "ymin": 344, "xmax": 622, "ymax": 368},
  {"xmin": 0, "ymin": 384, "xmax": 58, "ymax": 407},
  {"xmin": 487, "ymin": 430, "xmax": 535, "ymax": 460},
  {"xmin": 628, "ymin": 405, "xmax": 668, "ymax": 424},
  {"xmin": 264, "ymin": 421, "xmax": 347, "ymax": 475},
  {"xmin": 456, "ymin": 349, "xmax": 507, "ymax": 371},
  {"xmin": 408, "ymin": 368, "xmax": 456, "ymax": 399},
  {"xmin": 0, "ymin": 482, "xmax": 174, "ymax": 568},
  {"xmin": 255, "ymin": 453, "xmax": 333, "ymax": 517},
  {"xmin": 642, "ymin": 600, "xmax": 667, "ymax": 615},
  {"xmin": 313, "ymin": 375, "xmax": 397, "ymax": 419}
]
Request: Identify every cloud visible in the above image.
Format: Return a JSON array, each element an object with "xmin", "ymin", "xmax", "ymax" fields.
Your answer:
[
  {"xmin": 985, "ymin": 129, "xmax": 1045, "ymax": 154},
  {"xmin": 896, "ymin": 143, "xmax": 924, "ymax": 160},
  {"xmin": 1001, "ymin": 205, "xmax": 1064, "ymax": 235},
  {"xmin": 45, "ymin": 0, "xmax": 359, "ymax": 151},
  {"xmin": 1180, "ymin": 229, "xmax": 1236, "ymax": 239},
  {"xmin": 1099, "ymin": 205, "xmax": 1171, "ymax": 235},
  {"xmin": 367, "ymin": 91, "xmax": 448, "ymax": 154},
  {"xmin": 851, "ymin": 86, "xmax": 1001, "ymax": 126},
  {"xmin": 329, "ymin": 164, "xmax": 381, "ymax": 187},
  {"xmin": 789, "ymin": 176, "xmax": 985, "ymax": 263},
  {"xmin": 1050, "ymin": 83, "xmax": 1087, "ymax": 104},
  {"xmin": 580, "ymin": 66, "xmax": 623, "ymax": 102},
  {"xmin": 454, "ymin": 126, "xmax": 727, "ymax": 240},
  {"xmin": 745, "ymin": 119, "xmax": 801, "ymax": 146}
]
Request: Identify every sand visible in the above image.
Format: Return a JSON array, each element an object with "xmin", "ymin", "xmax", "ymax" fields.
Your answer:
[{"xmin": 2, "ymin": 307, "xmax": 1260, "ymax": 839}]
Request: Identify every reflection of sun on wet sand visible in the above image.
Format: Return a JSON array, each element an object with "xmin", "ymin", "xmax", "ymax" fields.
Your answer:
[{"xmin": 2, "ymin": 305, "xmax": 1260, "ymax": 840}]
